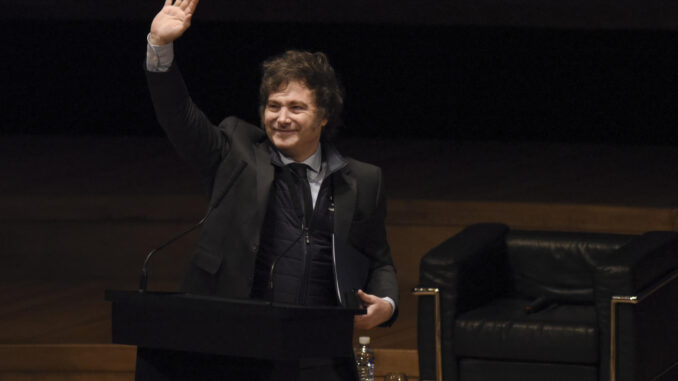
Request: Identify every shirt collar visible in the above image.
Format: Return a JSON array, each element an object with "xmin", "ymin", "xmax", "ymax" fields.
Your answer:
[{"xmin": 278, "ymin": 145, "xmax": 322, "ymax": 174}]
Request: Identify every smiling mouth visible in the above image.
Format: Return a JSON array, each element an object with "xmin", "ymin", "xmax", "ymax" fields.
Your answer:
[{"xmin": 272, "ymin": 128, "xmax": 298, "ymax": 133}]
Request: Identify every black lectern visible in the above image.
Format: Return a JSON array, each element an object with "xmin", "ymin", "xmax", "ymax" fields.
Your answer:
[{"xmin": 106, "ymin": 290, "xmax": 362, "ymax": 380}]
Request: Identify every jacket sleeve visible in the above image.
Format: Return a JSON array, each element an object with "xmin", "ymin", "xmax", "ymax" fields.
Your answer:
[
  {"xmin": 350, "ymin": 167, "xmax": 400, "ymax": 326},
  {"xmin": 145, "ymin": 63, "xmax": 228, "ymax": 179}
]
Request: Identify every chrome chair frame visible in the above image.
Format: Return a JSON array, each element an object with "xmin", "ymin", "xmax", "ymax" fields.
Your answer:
[
  {"xmin": 610, "ymin": 267, "xmax": 678, "ymax": 381},
  {"xmin": 412, "ymin": 287, "xmax": 442, "ymax": 381}
]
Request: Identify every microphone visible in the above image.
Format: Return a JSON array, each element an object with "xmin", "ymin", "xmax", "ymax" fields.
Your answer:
[
  {"xmin": 268, "ymin": 228, "xmax": 305, "ymax": 290},
  {"xmin": 138, "ymin": 161, "xmax": 246, "ymax": 292},
  {"xmin": 138, "ymin": 213, "xmax": 208, "ymax": 293},
  {"xmin": 267, "ymin": 164, "xmax": 309, "ymax": 291}
]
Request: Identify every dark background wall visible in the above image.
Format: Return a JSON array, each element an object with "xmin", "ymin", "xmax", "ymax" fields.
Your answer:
[{"xmin": 4, "ymin": 1, "xmax": 678, "ymax": 144}]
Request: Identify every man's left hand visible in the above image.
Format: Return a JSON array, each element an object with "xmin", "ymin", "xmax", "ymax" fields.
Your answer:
[{"xmin": 353, "ymin": 289, "xmax": 393, "ymax": 330}]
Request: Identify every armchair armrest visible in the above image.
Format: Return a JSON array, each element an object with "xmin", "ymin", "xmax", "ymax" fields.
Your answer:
[
  {"xmin": 609, "ymin": 268, "xmax": 678, "ymax": 381},
  {"xmin": 416, "ymin": 223, "xmax": 509, "ymax": 381},
  {"xmin": 594, "ymin": 231, "xmax": 678, "ymax": 381},
  {"xmin": 596, "ymin": 231, "xmax": 678, "ymax": 295},
  {"xmin": 418, "ymin": 223, "xmax": 510, "ymax": 313}
]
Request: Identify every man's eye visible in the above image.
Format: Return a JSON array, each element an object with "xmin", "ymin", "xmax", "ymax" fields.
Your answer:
[{"xmin": 267, "ymin": 104, "xmax": 280, "ymax": 110}]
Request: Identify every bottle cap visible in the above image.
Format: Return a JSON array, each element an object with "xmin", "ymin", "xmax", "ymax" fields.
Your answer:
[{"xmin": 359, "ymin": 336, "xmax": 370, "ymax": 345}]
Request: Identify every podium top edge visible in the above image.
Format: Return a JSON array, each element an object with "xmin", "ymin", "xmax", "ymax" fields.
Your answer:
[{"xmin": 105, "ymin": 289, "xmax": 365, "ymax": 314}]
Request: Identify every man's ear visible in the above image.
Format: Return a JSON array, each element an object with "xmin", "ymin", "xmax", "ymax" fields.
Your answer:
[{"xmin": 315, "ymin": 114, "xmax": 328, "ymax": 130}]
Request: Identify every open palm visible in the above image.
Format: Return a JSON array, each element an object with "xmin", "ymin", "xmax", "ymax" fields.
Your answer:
[{"xmin": 150, "ymin": 0, "xmax": 200, "ymax": 45}]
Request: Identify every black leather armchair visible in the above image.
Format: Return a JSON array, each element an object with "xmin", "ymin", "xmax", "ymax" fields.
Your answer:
[{"xmin": 414, "ymin": 223, "xmax": 678, "ymax": 381}]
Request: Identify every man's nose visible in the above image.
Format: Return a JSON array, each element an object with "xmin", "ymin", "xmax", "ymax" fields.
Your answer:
[{"xmin": 277, "ymin": 108, "xmax": 291, "ymax": 125}]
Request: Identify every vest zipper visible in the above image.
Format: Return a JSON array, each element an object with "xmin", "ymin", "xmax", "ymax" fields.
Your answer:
[
  {"xmin": 298, "ymin": 182, "xmax": 324, "ymax": 304},
  {"xmin": 298, "ymin": 223, "xmax": 311, "ymax": 304}
]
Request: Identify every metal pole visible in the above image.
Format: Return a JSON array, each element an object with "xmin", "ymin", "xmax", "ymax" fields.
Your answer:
[{"xmin": 412, "ymin": 287, "xmax": 442, "ymax": 381}]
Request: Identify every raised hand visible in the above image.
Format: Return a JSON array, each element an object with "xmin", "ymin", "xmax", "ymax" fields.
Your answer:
[{"xmin": 149, "ymin": 0, "xmax": 200, "ymax": 45}]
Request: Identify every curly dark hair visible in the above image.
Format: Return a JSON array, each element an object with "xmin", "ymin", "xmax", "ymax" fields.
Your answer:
[{"xmin": 259, "ymin": 50, "xmax": 344, "ymax": 141}]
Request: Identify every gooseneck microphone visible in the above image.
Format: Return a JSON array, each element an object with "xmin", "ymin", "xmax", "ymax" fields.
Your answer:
[
  {"xmin": 138, "ymin": 161, "xmax": 246, "ymax": 293},
  {"xmin": 138, "ymin": 213, "xmax": 209, "ymax": 293},
  {"xmin": 268, "ymin": 228, "xmax": 305, "ymax": 290},
  {"xmin": 267, "ymin": 165, "xmax": 309, "ymax": 291}
]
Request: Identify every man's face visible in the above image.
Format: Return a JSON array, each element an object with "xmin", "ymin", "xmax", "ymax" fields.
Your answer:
[{"xmin": 264, "ymin": 80, "xmax": 327, "ymax": 162}]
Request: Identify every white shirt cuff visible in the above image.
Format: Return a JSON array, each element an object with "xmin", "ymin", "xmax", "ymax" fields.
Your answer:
[
  {"xmin": 145, "ymin": 33, "xmax": 174, "ymax": 72},
  {"xmin": 382, "ymin": 296, "xmax": 396, "ymax": 317}
]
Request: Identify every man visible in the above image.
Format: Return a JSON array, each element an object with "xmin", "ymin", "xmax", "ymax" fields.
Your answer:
[{"xmin": 144, "ymin": 0, "xmax": 398, "ymax": 378}]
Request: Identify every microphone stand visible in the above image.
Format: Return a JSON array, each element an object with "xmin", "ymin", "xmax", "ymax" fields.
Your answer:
[{"xmin": 138, "ymin": 213, "xmax": 209, "ymax": 293}]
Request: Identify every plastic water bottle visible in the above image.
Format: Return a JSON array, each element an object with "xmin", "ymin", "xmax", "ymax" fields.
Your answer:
[{"xmin": 355, "ymin": 336, "xmax": 375, "ymax": 381}]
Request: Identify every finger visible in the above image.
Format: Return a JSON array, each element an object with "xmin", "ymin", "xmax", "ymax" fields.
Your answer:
[
  {"xmin": 174, "ymin": 0, "xmax": 184, "ymax": 8},
  {"xmin": 164, "ymin": 0, "xmax": 172, "ymax": 7},
  {"xmin": 187, "ymin": 0, "xmax": 200, "ymax": 13},
  {"xmin": 178, "ymin": 0, "xmax": 189, "ymax": 10},
  {"xmin": 357, "ymin": 289, "xmax": 376, "ymax": 303}
]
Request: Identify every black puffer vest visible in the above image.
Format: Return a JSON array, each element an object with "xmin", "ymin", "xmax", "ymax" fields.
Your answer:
[{"xmin": 250, "ymin": 165, "xmax": 338, "ymax": 306}]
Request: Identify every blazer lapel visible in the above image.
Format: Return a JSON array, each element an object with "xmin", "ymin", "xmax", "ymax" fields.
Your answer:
[
  {"xmin": 334, "ymin": 167, "xmax": 357, "ymax": 242},
  {"xmin": 254, "ymin": 141, "xmax": 274, "ymax": 219}
]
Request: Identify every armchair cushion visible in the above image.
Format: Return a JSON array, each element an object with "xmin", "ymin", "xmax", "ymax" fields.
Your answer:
[{"xmin": 454, "ymin": 297, "xmax": 598, "ymax": 364}]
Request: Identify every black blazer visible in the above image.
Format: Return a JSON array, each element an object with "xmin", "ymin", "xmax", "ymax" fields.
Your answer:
[{"xmin": 146, "ymin": 65, "xmax": 399, "ymax": 324}]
